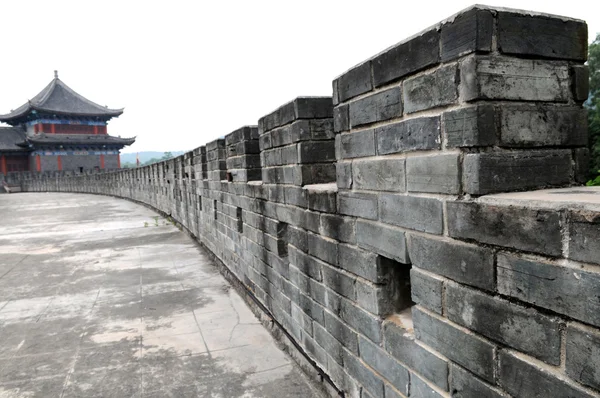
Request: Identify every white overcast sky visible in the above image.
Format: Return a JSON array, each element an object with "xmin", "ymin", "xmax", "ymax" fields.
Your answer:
[{"xmin": 0, "ymin": 1, "xmax": 598, "ymax": 153}]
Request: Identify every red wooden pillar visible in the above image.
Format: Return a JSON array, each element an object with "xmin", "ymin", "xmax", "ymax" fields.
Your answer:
[
  {"xmin": 117, "ymin": 154, "xmax": 121, "ymax": 169},
  {"xmin": 1, "ymin": 155, "xmax": 6, "ymax": 175},
  {"xmin": 93, "ymin": 125, "xmax": 98, "ymax": 135},
  {"xmin": 51, "ymin": 124, "xmax": 56, "ymax": 134},
  {"xmin": 100, "ymin": 154, "xmax": 105, "ymax": 169},
  {"xmin": 57, "ymin": 155, "xmax": 62, "ymax": 171},
  {"xmin": 36, "ymin": 155, "xmax": 41, "ymax": 172}
]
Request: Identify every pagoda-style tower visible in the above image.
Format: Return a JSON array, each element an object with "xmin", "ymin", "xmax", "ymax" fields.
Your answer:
[{"xmin": 0, "ymin": 71, "xmax": 135, "ymax": 174}]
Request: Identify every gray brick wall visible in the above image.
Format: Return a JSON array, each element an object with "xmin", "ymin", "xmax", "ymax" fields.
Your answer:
[{"xmin": 14, "ymin": 5, "xmax": 600, "ymax": 398}]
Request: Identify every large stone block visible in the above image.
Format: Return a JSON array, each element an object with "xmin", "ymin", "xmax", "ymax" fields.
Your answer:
[
  {"xmin": 372, "ymin": 29, "xmax": 440, "ymax": 87},
  {"xmin": 356, "ymin": 220, "xmax": 409, "ymax": 264},
  {"xmin": 566, "ymin": 323, "xmax": 600, "ymax": 391},
  {"xmin": 499, "ymin": 350, "xmax": 592, "ymax": 398},
  {"xmin": 379, "ymin": 194, "xmax": 443, "ymax": 234},
  {"xmin": 440, "ymin": 7, "xmax": 493, "ymax": 61},
  {"xmin": 376, "ymin": 116, "xmax": 440, "ymax": 155},
  {"xmin": 349, "ymin": 86, "xmax": 403, "ymax": 128},
  {"xmin": 352, "ymin": 158, "xmax": 406, "ymax": 192},
  {"xmin": 413, "ymin": 308, "xmax": 495, "ymax": 382},
  {"xmin": 497, "ymin": 252, "xmax": 600, "ymax": 328},
  {"xmin": 497, "ymin": 12, "xmax": 588, "ymax": 61},
  {"xmin": 403, "ymin": 63, "xmax": 459, "ymax": 114},
  {"xmin": 406, "ymin": 153, "xmax": 460, "ymax": 194},
  {"xmin": 447, "ymin": 202, "xmax": 562, "ymax": 256},
  {"xmin": 446, "ymin": 282, "xmax": 561, "ymax": 365},
  {"xmin": 460, "ymin": 55, "xmax": 571, "ymax": 102}
]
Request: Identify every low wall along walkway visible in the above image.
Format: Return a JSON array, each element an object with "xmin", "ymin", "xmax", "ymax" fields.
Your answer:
[{"xmin": 5, "ymin": 5, "xmax": 600, "ymax": 398}]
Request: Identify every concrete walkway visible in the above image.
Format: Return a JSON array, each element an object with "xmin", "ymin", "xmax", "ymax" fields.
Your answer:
[{"xmin": 0, "ymin": 193, "xmax": 324, "ymax": 397}]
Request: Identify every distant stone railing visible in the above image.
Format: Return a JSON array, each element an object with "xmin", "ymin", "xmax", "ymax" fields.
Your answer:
[{"xmin": 6, "ymin": 5, "xmax": 600, "ymax": 398}]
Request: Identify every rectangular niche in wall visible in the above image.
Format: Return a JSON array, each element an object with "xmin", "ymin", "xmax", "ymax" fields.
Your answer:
[{"xmin": 378, "ymin": 255, "xmax": 414, "ymax": 317}]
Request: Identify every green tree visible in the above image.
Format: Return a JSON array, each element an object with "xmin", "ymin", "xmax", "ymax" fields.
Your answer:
[
  {"xmin": 587, "ymin": 33, "xmax": 600, "ymax": 185},
  {"xmin": 161, "ymin": 152, "xmax": 174, "ymax": 160}
]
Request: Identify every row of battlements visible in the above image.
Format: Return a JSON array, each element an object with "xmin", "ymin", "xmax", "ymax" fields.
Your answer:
[{"xmin": 6, "ymin": 6, "xmax": 600, "ymax": 398}]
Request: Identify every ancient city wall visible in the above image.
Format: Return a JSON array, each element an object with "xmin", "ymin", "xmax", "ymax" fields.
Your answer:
[{"xmin": 5, "ymin": 5, "xmax": 600, "ymax": 398}]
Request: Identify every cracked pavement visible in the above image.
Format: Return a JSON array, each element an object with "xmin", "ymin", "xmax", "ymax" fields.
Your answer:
[{"xmin": 0, "ymin": 193, "xmax": 324, "ymax": 397}]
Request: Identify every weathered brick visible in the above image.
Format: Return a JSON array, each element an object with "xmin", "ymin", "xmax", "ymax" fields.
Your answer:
[
  {"xmin": 383, "ymin": 320, "xmax": 448, "ymax": 390},
  {"xmin": 339, "ymin": 297, "xmax": 382, "ymax": 343},
  {"xmin": 340, "ymin": 130, "xmax": 376, "ymax": 159},
  {"xmin": 334, "ymin": 104, "xmax": 349, "ymax": 133},
  {"xmin": 352, "ymin": 158, "xmax": 406, "ymax": 192},
  {"xmin": 497, "ymin": 252, "xmax": 600, "ymax": 328},
  {"xmin": 320, "ymin": 215, "xmax": 355, "ymax": 244},
  {"xmin": 403, "ymin": 64, "xmax": 459, "ymax": 114},
  {"xmin": 379, "ymin": 194, "xmax": 443, "ymax": 234},
  {"xmin": 349, "ymin": 87, "xmax": 402, "ymax": 128},
  {"xmin": 441, "ymin": 7, "xmax": 493, "ymax": 61},
  {"xmin": 410, "ymin": 269, "xmax": 443, "ymax": 314},
  {"xmin": 464, "ymin": 150, "xmax": 572, "ymax": 195},
  {"xmin": 573, "ymin": 65, "xmax": 590, "ymax": 102},
  {"xmin": 450, "ymin": 364, "xmax": 505, "ymax": 398},
  {"xmin": 338, "ymin": 244, "xmax": 379, "ymax": 283},
  {"xmin": 443, "ymin": 105, "xmax": 496, "ymax": 148},
  {"xmin": 298, "ymin": 141, "xmax": 336, "ymax": 164},
  {"xmin": 411, "ymin": 375, "xmax": 445, "ymax": 398},
  {"xmin": 406, "ymin": 153, "xmax": 460, "ymax": 194},
  {"xmin": 294, "ymin": 97, "xmax": 333, "ymax": 120},
  {"xmin": 413, "ymin": 308, "xmax": 495, "ymax": 382},
  {"xmin": 305, "ymin": 189, "xmax": 336, "ymax": 213},
  {"xmin": 338, "ymin": 191, "xmax": 378, "ymax": 220},
  {"xmin": 499, "ymin": 350, "xmax": 593, "ymax": 398},
  {"xmin": 307, "ymin": 233, "xmax": 338, "ymax": 265},
  {"xmin": 335, "ymin": 62, "xmax": 373, "ymax": 103},
  {"xmin": 356, "ymin": 221, "xmax": 409, "ymax": 264},
  {"xmin": 288, "ymin": 246, "xmax": 322, "ymax": 281},
  {"xmin": 335, "ymin": 162, "xmax": 353, "ymax": 190},
  {"xmin": 566, "ymin": 323, "xmax": 600, "ymax": 391},
  {"xmin": 409, "ymin": 234, "xmax": 494, "ymax": 291},
  {"xmin": 323, "ymin": 310, "xmax": 359, "ymax": 354},
  {"xmin": 313, "ymin": 321, "xmax": 344, "ymax": 365},
  {"xmin": 447, "ymin": 202, "xmax": 563, "ymax": 256},
  {"xmin": 372, "ymin": 29, "xmax": 440, "ymax": 87},
  {"xmin": 497, "ymin": 12, "xmax": 588, "ymax": 61},
  {"xmin": 568, "ymin": 211, "xmax": 600, "ymax": 265},
  {"xmin": 499, "ymin": 106, "xmax": 587, "ymax": 147},
  {"xmin": 359, "ymin": 336, "xmax": 410, "ymax": 395},
  {"xmin": 446, "ymin": 282, "xmax": 561, "ymax": 365},
  {"xmin": 376, "ymin": 117, "xmax": 440, "ymax": 155},
  {"xmin": 225, "ymin": 126, "xmax": 258, "ymax": 146},
  {"xmin": 461, "ymin": 55, "xmax": 571, "ymax": 102},
  {"xmin": 342, "ymin": 349, "xmax": 384, "ymax": 397},
  {"xmin": 574, "ymin": 148, "xmax": 590, "ymax": 184},
  {"xmin": 322, "ymin": 264, "xmax": 356, "ymax": 300}
]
